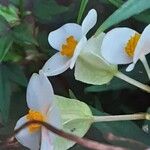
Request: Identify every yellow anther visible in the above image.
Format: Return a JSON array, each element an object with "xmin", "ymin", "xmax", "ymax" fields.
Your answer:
[
  {"xmin": 61, "ymin": 36, "xmax": 78, "ymax": 57},
  {"xmin": 125, "ymin": 33, "xmax": 141, "ymax": 57},
  {"xmin": 26, "ymin": 110, "xmax": 45, "ymax": 132}
]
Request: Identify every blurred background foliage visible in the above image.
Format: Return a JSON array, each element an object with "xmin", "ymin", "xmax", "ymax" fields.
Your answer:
[{"xmin": 0, "ymin": 0, "xmax": 150, "ymax": 149}]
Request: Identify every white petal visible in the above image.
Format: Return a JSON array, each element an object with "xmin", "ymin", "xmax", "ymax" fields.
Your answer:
[
  {"xmin": 48, "ymin": 23, "xmax": 82, "ymax": 50},
  {"xmin": 42, "ymin": 52, "xmax": 71, "ymax": 76},
  {"xmin": 133, "ymin": 24, "xmax": 150, "ymax": 64},
  {"xmin": 101, "ymin": 27, "xmax": 137, "ymax": 64},
  {"xmin": 15, "ymin": 116, "xmax": 40, "ymax": 150},
  {"xmin": 41, "ymin": 127, "xmax": 54, "ymax": 150},
  {"xmin": 126, "ymin": 63, "xmax": 135, "ymax": 72},
  {"xmin": 47, "ymin": 104, "xmax": 62, "ymax": 141},
  {"xmin": 70, "ymin": 36, "xmax": 87, "ymax": 69},
  {"xmin": 27, "ymin": 72, "xmax": 54, "ymax": 114},
  {"xmin": 82, "ymin": 9, "xmax": 97, "ymax": 36}
]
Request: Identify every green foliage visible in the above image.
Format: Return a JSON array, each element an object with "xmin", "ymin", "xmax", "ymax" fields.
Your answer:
[
  {"xmin": 75, "ymin": 33, "xmax": 118, "ymax": 85},
  {"xmin": 96, "ymin": 0, "xmax": 150, "ymax": 35},
  {"xmin": 108, "ymin": 0, "xmax": 150, "ymax": 24},
  {"xmin": 0, "ymin": 34, "xmax": 13, "ymax": 62},
  {"xmin": 54, "ymin": 95, "xmax": 93, "ymax": 150},
  {"xmin": 77, "ymin": 0, "xmax": 88, "ymax": 24},
  {"xmin": 12, "ymin": 23, "xmax": 37, "ymax": 46},
  {"xmin": 92, "ymin": 107, "xmax": 150, "ymax": 147},
  {"xmin": 0, "ymin": 65, "xmax": 11, "ymax": 123},
  {"xmin": 33, "ymin": 0, "xmax": 69, "ymax": 23},
  {"xmin": 4, "ymin": 63, "xmax": 27, "ymax": 87},
  {"xmin": 0, "ymin": 63, "xmax": 27, "ymax": 123},
  {"xmin": 0, "ymin": 4, "xmax": 19, "ymax": 26},
  {"xmin": 0, "ymin": 1, "xmax": 150, "ymax": 149}
]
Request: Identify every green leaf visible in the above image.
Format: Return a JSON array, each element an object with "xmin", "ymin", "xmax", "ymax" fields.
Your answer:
[
  {"xmin": 0, "ymin": 4, "xmax": 20, "ymax": 26},
  {"xmin": 0, "ymin": 35, "xmax": 13, "ymax": 62},
  {"xmin": 75, "ymin": 33, "xmax": 118, "ymax": 85},
  {"xmin": 91, "ymin": 107, "xmax": 150, "ymax": 147},
  {"xmin": 95, "ymin": 0, "xmax": 150, "ymax": 35},
  {"xmin": 0, "ymin": 65, "xmax": 11, "ymax": 123},
  {"xmin": 12, "ymin": 23, "xmax": 37, "ymax": 45},
  {"xmin": 33, "ymin": 0, "xmax": 69, "ymax": 23},
  {"xmin": 108, "ymin": 0, "xmax": 123, "ymax": 7},
  {"xmin": 5, "ymin": 63, "xmax": 27, "ymax": 87},
  {"xmin": 108, "ymin": 0, "xmax": 150, "ymax": 24},
  {"xmin": 0, "ymin": 16, "xmax": 10, "ymax": 36},
  {"xmin": 54, "ymin": 95, "xmax": 93, "ymax": 150},
  {"xmin": 85, "ymin": 77, "xmax": 135, "ymax": 92},
  {"xmin": 77, "ymin": 0, "xmax": 88, "ymax": 24}
]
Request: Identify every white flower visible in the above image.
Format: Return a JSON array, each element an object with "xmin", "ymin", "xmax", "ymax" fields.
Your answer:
[
  {"xmin": 101, "ymin": 25, "xmax": 150, "ymax": 71},
  {"xmin": 42, "ymin": 9, "xmax": 97, "ymax": 76},
  {"xmin": 15, "ymin": 70, "xmax": 61, "ymax": 150}
]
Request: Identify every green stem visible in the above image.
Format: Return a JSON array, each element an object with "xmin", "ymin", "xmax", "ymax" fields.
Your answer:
[
  {"xmin": 115, "ymin": 71, "xmax": 150, "ymax": 93},
  {"xmin": 77, "ymin": 0, "xmax": 88, "ymax": 24},
  {"xmin": 140, "ymin": 55, "xmax": 150, "ymax": 80},
  {"xmin": 93, "ymin": 113, "xmax": 149, "ymax": 122}
]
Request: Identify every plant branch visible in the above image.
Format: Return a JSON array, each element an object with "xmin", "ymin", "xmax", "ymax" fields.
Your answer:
[
  {"xmin": 115, "ymin": 71, "xmax": 150, "ymax": 93},
  {"xmin": 93, "ymin": 113, "xmax": 149, "ymax": 122},
  {"xmin": 4, "ymin": 120, "xmax": 129, "ymax": 150}
]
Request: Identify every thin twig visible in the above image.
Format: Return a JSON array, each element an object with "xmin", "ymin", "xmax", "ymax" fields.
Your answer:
[
  {"xmin": 11, "ymin": 120, "xmax": 128, "ymax": 150},
  {"xmin": 105, "ymin": 133, "xmax": 150, "ymax": 150}
]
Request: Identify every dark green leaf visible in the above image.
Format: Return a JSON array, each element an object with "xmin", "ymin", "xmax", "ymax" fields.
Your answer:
[
  {"xmin": 0, "ymin": 16, "xmax": 10, "ymax": 36},
  {"xmin": 33, "ymin": 0, "xmax": 69, "ymax": 23},
  {"xmin": 0, "ymin": 65, "xmax": 11, "ymax": 123},
  {"xmin": 108, "ymin": 0, "xmax": 150, "ymax": 24},
  {"xmin": 95, "ymin": 0, "xmax": 150, "ymax": 35},
  {"xmin": 5, "ymin": 63, "xmax": 27, "ymax": 87},
  {"xmin": 12, "ymin": 23, "xmax": 37, "ymax": 45},
  {"xmin": 0, "ymin": 34, "xmax": 13, "ymax": 62}
]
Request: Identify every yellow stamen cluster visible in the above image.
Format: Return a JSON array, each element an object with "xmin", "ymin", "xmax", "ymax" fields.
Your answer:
[
  {"xmin": 125, "ymin": 33, "xmax": 141, "ymax": 57},
  {"xmin": 26, "ymin": 110, "xmax": 45, "ymax": 132},
  {"xmin": 61, "ymin": 36, "xmax": 78, "ymax": 57}
]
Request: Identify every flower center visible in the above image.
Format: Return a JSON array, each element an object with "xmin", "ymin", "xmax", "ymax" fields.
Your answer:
[
  {"xmin": 26, "ymin": 110, "xmax": 45, "ymax": 132},
  {"xmin": 125, "ymin": 33, "xmax": 141, "ymax": 57},
  {"xmin": 60, "ymin": 36, "xmax": 78, "ymax": 57}
]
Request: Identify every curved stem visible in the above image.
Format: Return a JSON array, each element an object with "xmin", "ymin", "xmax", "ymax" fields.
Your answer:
[
  {"xmin": 115, "ymin": 71, "xmax": 150, "ymax": 93},
  {"xmin": 93, "ymin": 113, "xmax": 149, "ymax": 123},
  {"xmin": 140, "ymin": 55, "xmax": 150, "ymax": 80}
]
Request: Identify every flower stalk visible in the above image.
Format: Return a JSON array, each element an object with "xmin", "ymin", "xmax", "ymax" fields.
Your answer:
[
  {"xmin": 115, "ymin": 71, "xmax": 150, "ymax": 93},
  {"xmin": 93, "ymin": 113, "xmax": 150, "ymax": 123},
  {"xmin": 140, "ymin": 55, "xmax": 150, "ymax": 80}
]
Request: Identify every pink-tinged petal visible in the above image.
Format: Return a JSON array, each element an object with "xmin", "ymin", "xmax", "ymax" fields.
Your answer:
[
  {"xmin": 70, "ymin": 36, "xmax": 87, "ymax": 69},
  {"xmin": 82, "ymin": 9, "xmax": 97, "ymax": 36},
  {"xmin": 27, "ymin": 71, "xmax": 54, "ymax": 114},
  {"xmin": 15, "ymin": 116, "xmax": 40, "ymax": 150},
  {"xmin": 42, "ymin": 52, "xmax": 71, "ymax": 76},
  {"xmin": 48, "ymin": 23, "xmax": 82, "ymax": 50},
  {"xmin": 133, "ymin": 24, "xmax": 150, "ymax": 64},
  {"xmin": 41, "ymin": 127, "xmax": 54, "ymax": 150},
  {"xmin": 101, "ymin": 28, "xmax": 137, "ymax": 64}
]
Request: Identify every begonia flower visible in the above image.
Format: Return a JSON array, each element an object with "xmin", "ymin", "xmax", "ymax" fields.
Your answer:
[
  {"xmin": 42, "ymin": 9, "xmax": 97, "ymax": 76},
  {"xmin": 101, "ymin": 25, "xmax": 150, "ymax": 71},
  {"xmin": 15, "ymin": 71, "xmax": 61, "ymax": 150}
]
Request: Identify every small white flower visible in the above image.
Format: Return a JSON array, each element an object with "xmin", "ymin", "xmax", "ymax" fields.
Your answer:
[
  {"xmin": 15, "ymin": 70, "xmax": 61, "ymax": 150},
  {"xmin": 101, "ymin": 25, "xmax": 150, "ymax": 71},
  {"xmin": 42, "ymin": 9, "xmax": 97, "ymax": 76}
]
